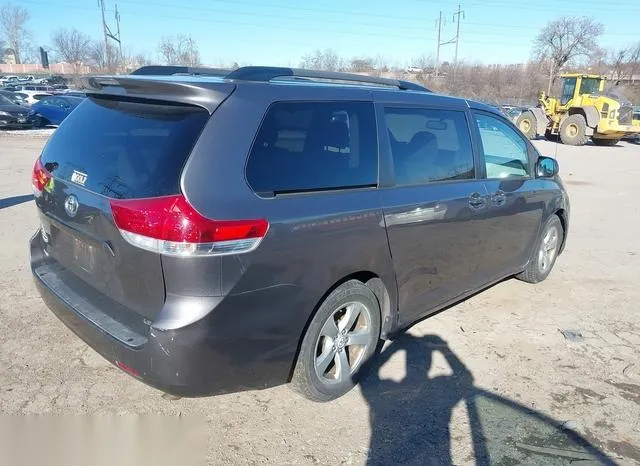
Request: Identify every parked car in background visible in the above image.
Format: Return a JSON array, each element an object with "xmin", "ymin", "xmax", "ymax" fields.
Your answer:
[
  {"xmin": 29, "ymin": 95, "xmax": 84, "ymax": 127},
  {"xmin": 0, "ymin": 90, "xmax": 28, "ymax": 106},
  {"xmin": 0, "ymin": 94, "xmax": 32, "ymax": 129},
  {"xmin": 1, "ymin": 85, "xmax": 20, "ymax": 92},
  {"xmin": 623, "ymin": 106, "xmax": 640, "ymax": 143},
  {"xmin": 15, "ymin": 85, "xmax": 56, "ymax": 93},
  {"xmin": 44, "ymin": 75, "xmax": 67, "ymax": 86},
  {"xmin": 0, "ymin": 76, "xmax": 19, "ymax": 85},
  {"xmin": 14, "ymin": 90, "xmax": 52, "ymax": 105}
]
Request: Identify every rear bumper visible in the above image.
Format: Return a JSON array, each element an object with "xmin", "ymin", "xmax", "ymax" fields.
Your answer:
[{"xmin": 31, "ymin": 235, "xmax": 299, "ymax": 397}]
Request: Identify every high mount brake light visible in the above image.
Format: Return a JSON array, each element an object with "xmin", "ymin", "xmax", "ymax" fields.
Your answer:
[{"xmin": 109, "ymin": 195, "xmax": 269, "ymax": 257}]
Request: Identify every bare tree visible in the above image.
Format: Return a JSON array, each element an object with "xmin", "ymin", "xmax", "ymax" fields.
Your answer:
[
  {"xmin": 300, "ymin": 49, "xmax": 344, "ymax": 71},
  {"xmin": 89, "ymin": 40, "xmax": 119, "ymax": 72},
  {"xmin": 0, "ymin": 37, "xmax": 5, "ymax": 62},
  {"xmin": 51, "ymin": 28, "xmax": 92, "ymax": 69},
  {"xmin": 0, "ymin": 3, "xmax": 30, "ymax": 64},
  {"xmin": 410, "ymin": 55, "xmax": 436, "ymax": 74},
  {"xmin": 533, "ymin": 16, "xmax": 604, "ymax": 94},
  {"xmin": 158, "ymin": 34, "xmax": 200, "ymax": 66},
  {"xmin": 349, "ymin": 57, "xmax": 374, "ymax": 72},
  {"xmin": 610, "ymin": 47, "xmax": 631, "ymax": 80}
]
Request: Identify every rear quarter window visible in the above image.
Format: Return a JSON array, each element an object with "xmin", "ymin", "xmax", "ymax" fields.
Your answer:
[
  {"xmin": 40, "ymin": 97, "xmax": 209, "ymax": 199},
  {"xmin": 245, "ymin": 101, "xmax": 377, "ymax": 195}
]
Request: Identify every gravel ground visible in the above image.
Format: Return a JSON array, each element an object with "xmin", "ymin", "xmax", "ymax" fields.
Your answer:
[{"xmin": 0, "ymin": 132, "xmax": 639, "ymax": 465}]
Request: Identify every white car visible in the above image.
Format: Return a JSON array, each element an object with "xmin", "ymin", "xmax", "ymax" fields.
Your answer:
[
  {"xmin": 13, "ymin": 90, "xmax": 52, "ymax": 105},
  {"xmin": 0, "ymin": 75, "xmax": 19, "ymax": 85}
]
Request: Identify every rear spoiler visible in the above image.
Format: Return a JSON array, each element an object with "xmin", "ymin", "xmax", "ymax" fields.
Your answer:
[{"xmin": 82, "ymin": 75, "xmax": 235, "ymax": 114}]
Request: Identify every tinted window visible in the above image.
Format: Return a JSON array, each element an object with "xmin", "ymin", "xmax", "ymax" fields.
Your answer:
[
  {"xmin": 40, "ymin": 97, "xmax": 209, "ymax": 199},
  {"xmin": 246, "ymin": 101, "xmax": 377, "ymax": 194},
  {"xmin": 475, "ymin": 113, "xmax": 530, "ymax": 178},
  {"xmin": 384, "ymin": 107, "xmax": 474, "ymax": 185}
]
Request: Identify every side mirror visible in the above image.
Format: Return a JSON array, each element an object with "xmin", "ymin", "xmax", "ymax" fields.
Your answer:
[{"xmin": 536, "ymin": 156, "xmax": 559, "ymax": 178}]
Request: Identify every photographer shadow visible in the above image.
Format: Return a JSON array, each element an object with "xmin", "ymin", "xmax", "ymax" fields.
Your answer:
[{"xmin": 360, "ymin": 334, "xmax": 616, "ymax": 466}]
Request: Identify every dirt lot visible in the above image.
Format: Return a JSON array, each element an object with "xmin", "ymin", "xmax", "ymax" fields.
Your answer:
[{"xmin": 0, "ymin": 131, "xmax": 639, "ymax": 465}]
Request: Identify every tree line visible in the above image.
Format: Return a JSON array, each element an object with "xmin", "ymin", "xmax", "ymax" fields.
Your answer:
[
  {"xmin": 299, "ymin": 17, "xmax": 639, "ymax": 103},
  {"xmin": 1, "ymin": 3, "xmax": 638, "ymax": 102}
]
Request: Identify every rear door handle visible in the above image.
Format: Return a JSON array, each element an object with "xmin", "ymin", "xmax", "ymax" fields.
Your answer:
[
  {"xmin": 468, "ymin": 192, "xmax": 485, "ymax": 209},
  {"xmin": 491, "ymin": 190, "xmax": 506, "ymax": 206}
]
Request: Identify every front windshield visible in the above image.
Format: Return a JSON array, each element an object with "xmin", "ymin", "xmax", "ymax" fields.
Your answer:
[
  {"xmin": 0, "ymin": 95, "xmax": 13, "ymax": 105},
  {"xmin": 580, "ymin": 78, "xmax": 601, "ymax": 95}
]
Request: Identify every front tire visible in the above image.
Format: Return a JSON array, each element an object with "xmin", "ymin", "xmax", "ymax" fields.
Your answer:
[
  {"xmin": 516, "ymin": 111, "xmax": 537, "ymax": 140},
  {"xmin": 559, "ymin": 114, "xmax": 588, "ymax": 146},
  {"xmin": 517, "ymin": 215, "xmax": 564, "ymax": 284},
  {"xmin": 592, "ymin": 138, "xmax": 620, "ymax": 146},
  {"xmin": 291, "ymin": 280, "xmax": 381, "ymax": 402}
]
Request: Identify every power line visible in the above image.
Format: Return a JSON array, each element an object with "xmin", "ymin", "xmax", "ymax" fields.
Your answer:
[{"xmin": 20, "ymin": 0, "xmax": 639, "ymax": 40}]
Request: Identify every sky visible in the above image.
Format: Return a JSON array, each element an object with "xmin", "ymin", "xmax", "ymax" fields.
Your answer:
[{"xmin": 21, "ymin": 0, "xmax": 640, "ymax": 68}]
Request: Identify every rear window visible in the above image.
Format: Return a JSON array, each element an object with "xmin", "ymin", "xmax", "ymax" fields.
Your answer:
[
  {"xmin": 40, "ymin": 97, "xmax": 209, "ymax": 199},
  {"xmin": 246, "ymin": 101, "xmax": 377, "ymax": 194}
]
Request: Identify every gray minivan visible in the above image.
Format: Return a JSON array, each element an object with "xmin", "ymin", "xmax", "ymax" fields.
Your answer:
[{"xmin": 30, "ymin": 67, "xmax": 569, "ymax": 401}]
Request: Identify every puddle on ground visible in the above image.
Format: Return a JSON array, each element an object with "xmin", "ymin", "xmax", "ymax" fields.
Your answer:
[{"xmin": 471, "ymin": 392, "xmax": 615, "ymax": 465}]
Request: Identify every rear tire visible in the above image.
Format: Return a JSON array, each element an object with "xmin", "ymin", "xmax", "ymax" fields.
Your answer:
[
  {"xmin": 559, "ymin": 114, "xmax": 588, "ymax": 146},
  {"xmin": 517, "ymin": 215, "xmax": 564, "ymax": 284},
  {"xmin": 592, "ymin": 138, "xmax": 620, "ymax": 146},
  {"xmin": 291, "ymin": 280, "xmax": 381, "ymax": 402},
  {"xmin": 515, "ymin": 111, "xmax": 537, "ymax": 139}
]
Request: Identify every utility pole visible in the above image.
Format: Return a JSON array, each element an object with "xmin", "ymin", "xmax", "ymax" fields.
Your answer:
[
  {"xmin": 452, "ymin": 4, "xmax": 465, "ymax": 82},
  {"xmin": 435, "ymin": 11, "xmax": 442, "ymax": 77},
  {"xmin": 99, "ymin": 0, "xmax": 109, "ymax": 70},
  {"xmin": 115, "ymin": 5, "xmax": 123, "ymax": 69},
  {"xmin": 98, "ymin": 0, "xmax": 123, "ymax": 72}
]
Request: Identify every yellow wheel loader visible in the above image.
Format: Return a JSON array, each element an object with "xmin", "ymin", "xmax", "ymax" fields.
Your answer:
[{"xmin": 515, "ymin": 73, "xmax": 640, "ymax": 146}]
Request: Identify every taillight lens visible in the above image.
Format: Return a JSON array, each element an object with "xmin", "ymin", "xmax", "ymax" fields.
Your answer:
[
  {"xmin": 32, "ymin": 158, "xmax": 51, "ymax": 196},
  {"xmin": 110, "ymin": 195, "xmax": 269, "ymax": 257}
]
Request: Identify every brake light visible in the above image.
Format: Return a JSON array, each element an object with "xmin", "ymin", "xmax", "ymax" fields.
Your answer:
[
  {"xmin": 32, "ymin": 158, "xmax": 51, "ymax": 195},
  {"xmin": 109, "ymin": 195, "xmax": 269, "ymax": 257}
]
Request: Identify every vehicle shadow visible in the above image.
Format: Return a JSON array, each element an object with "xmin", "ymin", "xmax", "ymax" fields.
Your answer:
[
  {"xmin": 360, "ymin": 334, "xmax": 617, "ymax": 465},
  {"xmin": 0, "ymin": 194, "xmax": 33, "ymax": 210}
]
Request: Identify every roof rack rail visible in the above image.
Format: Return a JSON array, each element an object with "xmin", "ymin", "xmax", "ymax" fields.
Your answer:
[
  {"xmin": 130, "ymin": 65, "xmax": 430, "ymax": 92},
  {"xmin": 225, "ymin": 66, "xmax": 430, "ymax": 92},
  {"xmin": 131, "ymin": 65, "xmax": 230, "ymax": 76}
]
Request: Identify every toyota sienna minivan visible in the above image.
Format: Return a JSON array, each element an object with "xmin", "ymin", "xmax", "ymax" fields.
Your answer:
[{"xmin": 30, "ymin": 66, "xmax": 569, "ymax": 401}]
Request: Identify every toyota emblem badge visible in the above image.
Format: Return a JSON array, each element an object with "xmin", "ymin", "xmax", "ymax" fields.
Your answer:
[{"xmin": 64, "ymin": 194, "xmax": 79, "ymax": 218}]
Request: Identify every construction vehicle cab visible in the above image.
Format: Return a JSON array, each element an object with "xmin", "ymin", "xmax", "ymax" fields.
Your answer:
[{"xmin": 515, "ymin": 73, "xmax": 640, "ymax": 146}]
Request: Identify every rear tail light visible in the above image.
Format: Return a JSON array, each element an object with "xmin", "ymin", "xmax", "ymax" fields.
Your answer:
[
  {"xmin": 109, "ymin": 194, "xmax": 269, "ymax": 257},
  {"xmin": 32, "ymin": 158, "xmax": 52, "ymax": 196}
]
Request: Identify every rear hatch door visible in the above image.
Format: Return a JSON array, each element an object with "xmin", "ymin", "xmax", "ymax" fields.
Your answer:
[{"xmin": 35, "ymin": 94, "xmax": 216, "ymax": 321}]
